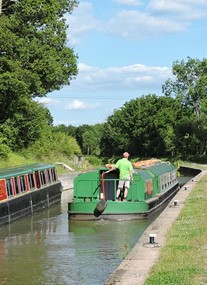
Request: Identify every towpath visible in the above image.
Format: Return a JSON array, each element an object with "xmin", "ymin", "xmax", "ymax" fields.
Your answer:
[
  {"xmin": 58, "ymin": 172, "xmax": 80, "ymax": 191},
  {"xmin": 104, "ymin": 167, "xmax": 207, "ymax": 285}
]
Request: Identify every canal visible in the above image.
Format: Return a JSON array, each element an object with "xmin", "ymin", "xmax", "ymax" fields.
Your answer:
[
  {"xmin": 0, "ymin": 173, "xmax": 193, "ymax": 285},
  {"xmin": 0, "ymin": 190, "xmax": 157, "ymax": 285}
]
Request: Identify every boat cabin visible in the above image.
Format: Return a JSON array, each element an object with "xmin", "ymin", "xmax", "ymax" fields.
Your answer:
[
  {"xmin": 0, "ymin": 163, "xmax": 62, "ymax": 225},
  {"xmin": 0, "ymin": 163, "xmax": 58, "ymax": 201},
  {"xmin": 73, "ymin": 161, "xmax": 178, "ymax": 203}
]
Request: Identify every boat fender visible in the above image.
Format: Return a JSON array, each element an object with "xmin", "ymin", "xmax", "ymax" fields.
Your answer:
[
  {"xmin": 93, "ymin": 200, "xmax": 107, "ymax": 217},
  {"xmin": 147, "ymin": 181, "xmax": 152, "ymax": 195}
]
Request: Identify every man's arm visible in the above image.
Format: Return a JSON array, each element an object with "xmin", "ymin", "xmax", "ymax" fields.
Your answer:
[{"xmin": 105, "ymin": 166, "xmax": 116, "ymax": 174}]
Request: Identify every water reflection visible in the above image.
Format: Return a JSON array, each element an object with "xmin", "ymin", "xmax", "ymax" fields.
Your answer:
[
  {"xmin": 2, "ymin": 170, "xmax": 195, "ymax": 285},
  {"xmin": 69, "ymin": 218, "xmax": 151, "ymax": 260},
  {"xmin": 177, "ymin": 167, "xmax": 198, "ymax": 187},
  {"xmin": 0, "ymin": 189, "xmax": 155, "ymax": 285}
]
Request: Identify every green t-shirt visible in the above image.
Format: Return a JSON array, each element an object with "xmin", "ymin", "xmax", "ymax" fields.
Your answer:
[{"xmin": 115, "ymin": 158, "xmax": 133, "ymax": 179}]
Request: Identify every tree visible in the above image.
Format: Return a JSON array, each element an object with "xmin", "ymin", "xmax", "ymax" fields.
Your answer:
[
  {"xmin": 0, "ymin": 0, "xmax": 78, "ymax": 151},
  {"xmin": 23, "ymin": 130, "xmax": 81, "ymax": 160},
  {"xmin": 75, "ymin": 125, "xmax": 92, "ymax": 153},
  {"xmin": 162, "ymin": 57, "xmax": 207, "ymax": 118},
  {"xmin": 0, "ymin": 0, "xmax": 78, "ymax": 101},
  {"xmin": 0, "ymin": 0, "xmax": 13, "ymax": 15},
  {"xmin": 53, "ymin": 124, "xmax": 77, "ymax": 137},
  {"xmin": 0, "ymin": 99, "xmax": 53, "ymax": 150},
  {"xmin": 75, "ymin": 124, "xmax": 103, "ymax": 156},
  {"xmin": 100, "ymin": 95, "xmax": 183, "ymax": 158},
  {"xmin": 163, "ymin": 57, "xmax": 207, "ymax": 157}
]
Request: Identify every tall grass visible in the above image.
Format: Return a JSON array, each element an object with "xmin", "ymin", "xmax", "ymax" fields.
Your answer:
[
  {"xmin": 144, "ymin": 174, "xmax": 207, "ymax": 285},
  {"xmin": 0, "ymin": 152, "xmax": 36, "ymax": 168},
  {"xmin": 0, "ymin": 151, "xmax": 96, "ymax": 173}
]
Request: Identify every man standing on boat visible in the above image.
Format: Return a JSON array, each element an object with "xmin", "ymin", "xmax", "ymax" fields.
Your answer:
[{"xmin": 105, "ymin": 152, "xmax": 133, "ymax": 201}]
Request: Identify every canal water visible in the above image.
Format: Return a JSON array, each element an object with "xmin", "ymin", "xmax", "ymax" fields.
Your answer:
[
  {"xmin": 0, "ymin": 173, "xmax": 193, "ymax": 285},
  {"xmin": 0, "ymin": 191, "xmax": 156, "ymax": 285}
]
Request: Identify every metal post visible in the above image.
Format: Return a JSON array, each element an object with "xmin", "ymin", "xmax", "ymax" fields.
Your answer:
[{"xmin": 30, "ymin": 198, "xmax": 33, "ymax": 215}]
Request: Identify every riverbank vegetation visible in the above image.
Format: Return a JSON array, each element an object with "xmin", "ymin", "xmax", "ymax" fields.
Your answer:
[{"xmin": 144, "ymin": 172, "xmax": 207, "ymax": 285}]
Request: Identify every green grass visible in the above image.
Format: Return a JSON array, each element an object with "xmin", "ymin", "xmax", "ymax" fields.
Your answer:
[
  {"xmin": 144, "ymin": 174, "xmax": 207, "ymax": 285},
  {"xmin": 0, "ymin": 152, "xmax": 95, "ymax": 173},
  {"xmin": 0, "ymin": 152, "xmax": 36, "ymax": 168}
]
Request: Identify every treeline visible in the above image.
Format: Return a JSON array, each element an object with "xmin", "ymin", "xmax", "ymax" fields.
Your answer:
[
  {"xmin": 55, "ymin": 57, "xmax": 207, "ymax": 163},
  {"xmin": 1, "ymin": 56, "xmax": 207, "ymax": 164},
  {"xmin": 1, "ymin": 2, "xmax": 207, "ymax": 165},
  {"xmin": 53, "ymin": 93, "xmax": 206, "ymax": 163},
  {"xmin": 0, "ymin": 0, "xmax": 81, "ymax": 162}
]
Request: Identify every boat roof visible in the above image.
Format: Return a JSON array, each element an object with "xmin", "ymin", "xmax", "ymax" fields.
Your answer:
[
  {"xmin": 136, "ymin": 169, "xmax": 154, "ymax": 179},
  {"xmin": 147, "ymin": 162, "xmax": 175, "ymax": 176},
  {"xmin": 0, "ymin": 163, "xmax": 55, "ymax": 179}
]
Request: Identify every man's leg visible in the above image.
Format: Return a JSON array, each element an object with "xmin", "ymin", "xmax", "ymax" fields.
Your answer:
[
  {"xmin": 124, "ymin": 187, "xmax": 128, "ymax": 199},
  {"xmin": 116, "ymin": 188, "xmax": 121, "ymax": 200},
  {"xmin": 123, "ymin": 180, "xmax": 130, "ymax": 201},
  {"xmin": 123, "ymin": 187, "xmax": 128, "ymax": 201},
  {"xmin": 117, "ymin": 180, "xmax": 124, "ymax": 201}
]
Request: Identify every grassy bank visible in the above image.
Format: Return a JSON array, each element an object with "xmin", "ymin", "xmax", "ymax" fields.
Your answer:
[
  {"xmin": 0, "ymin": 152, "xmax": 96, "ymax": 174},
  {"xmin": 144, "ymin": 172, "xmax": 207, "ymax": 285}
]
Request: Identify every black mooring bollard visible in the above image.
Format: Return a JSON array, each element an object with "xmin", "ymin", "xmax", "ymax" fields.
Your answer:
[
  {"xmin": 149, "ymin": 233, "xmax": 157, "ymax": 244},
  {"xmin": 174, "ymin": 200, "xmax": 178, "ymax": 206}
]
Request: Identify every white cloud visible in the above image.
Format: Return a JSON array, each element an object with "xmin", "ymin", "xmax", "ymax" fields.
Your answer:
[
  {"xmin": 114, "ymin": 0, "xmax": 142, "ymax": 6},
  {"xmin": 108, "ymin": 10, "xmax": 186, "ymax": 39},
  {"xmin": 35, "ymin": 98, "xmax": 59, "ymax": 105},
  {"xmin": 68, "ymin": 63, "xmax": 172, "ymax": 92},
  {"xmin": 64, "ymin": 99, "xmax": 101, "ymax": 110},
  {"xmin": 65, "ymin": 2, "xmax": 97, "ymax": 45},
  {"xmin": 66, "ymin": 1, "xmax": 207, "ymax": 42},
  {"xmin": 148, "ymin": 0, "xmax": 207, "ymax": 20},
  {"xmin": 53, "ymin": 117, "xmax": 103, "ymax": 126}
]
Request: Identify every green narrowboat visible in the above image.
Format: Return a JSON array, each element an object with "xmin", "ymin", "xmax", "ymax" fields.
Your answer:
[
  {"xmin": 68, "ymin": 160, "xmax": 180, "ymax": 221},
  {"xmin": 0, "ymin": 163, "xmax": 62, "ymax": 226}
]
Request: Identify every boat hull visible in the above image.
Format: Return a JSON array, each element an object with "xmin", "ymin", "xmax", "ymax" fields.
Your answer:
[
  {"xmin": 0, "ymin": 182, "xmax": 62, "ymax": 226},
  {"xmin": 68, "ymin": 183, "xmax": 180, "ymax": 221}
]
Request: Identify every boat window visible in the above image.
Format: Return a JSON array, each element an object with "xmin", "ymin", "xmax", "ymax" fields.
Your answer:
[
  {"xmin": 28, "ymin": 173, "xmax": 35, "ymax": 190},
  {"xmin": 35, "ymin": 171, "xmax": 41, "ymax": 189},
  {"xmin": 47, "ymin": 169, "xmax": 52, "ymax": 183},
  {"xmin": 51, "ymin": 169, "xmax": 57, "ymax": 182},
  {"xmin": 40, "ymin": 171, "xmax": 46, "ymax": 186},
  {"xmin": 6, "ymin": 179, "xmax": 13, "ymax": 197},
  {"xmin": 19, "ymin": 176, "xmax": 27, "ymax": 192},
  {"xmin": 14, "ymin": 177, "xmax": 20, "ymax": 194}
]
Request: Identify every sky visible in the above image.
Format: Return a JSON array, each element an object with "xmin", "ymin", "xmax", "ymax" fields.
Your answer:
[{"xmin": 38, "ymin": 0, "xmax": 207, "ymax": 126}]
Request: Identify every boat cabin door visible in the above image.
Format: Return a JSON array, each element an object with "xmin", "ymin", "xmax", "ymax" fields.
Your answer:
[{"xmin": 100, "ymin": 170, "xmax": 119, "ymax": 201}]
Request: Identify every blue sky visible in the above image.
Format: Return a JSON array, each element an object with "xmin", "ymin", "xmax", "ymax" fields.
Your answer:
[{"xmin": 38, "ymin": 0, "xmax": 207, "ymax": 126}]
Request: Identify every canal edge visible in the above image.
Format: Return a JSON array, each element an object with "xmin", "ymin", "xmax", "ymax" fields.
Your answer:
[{"xmin": 104, "ymin": 168, "xmax": 207, "ymax": 285}]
